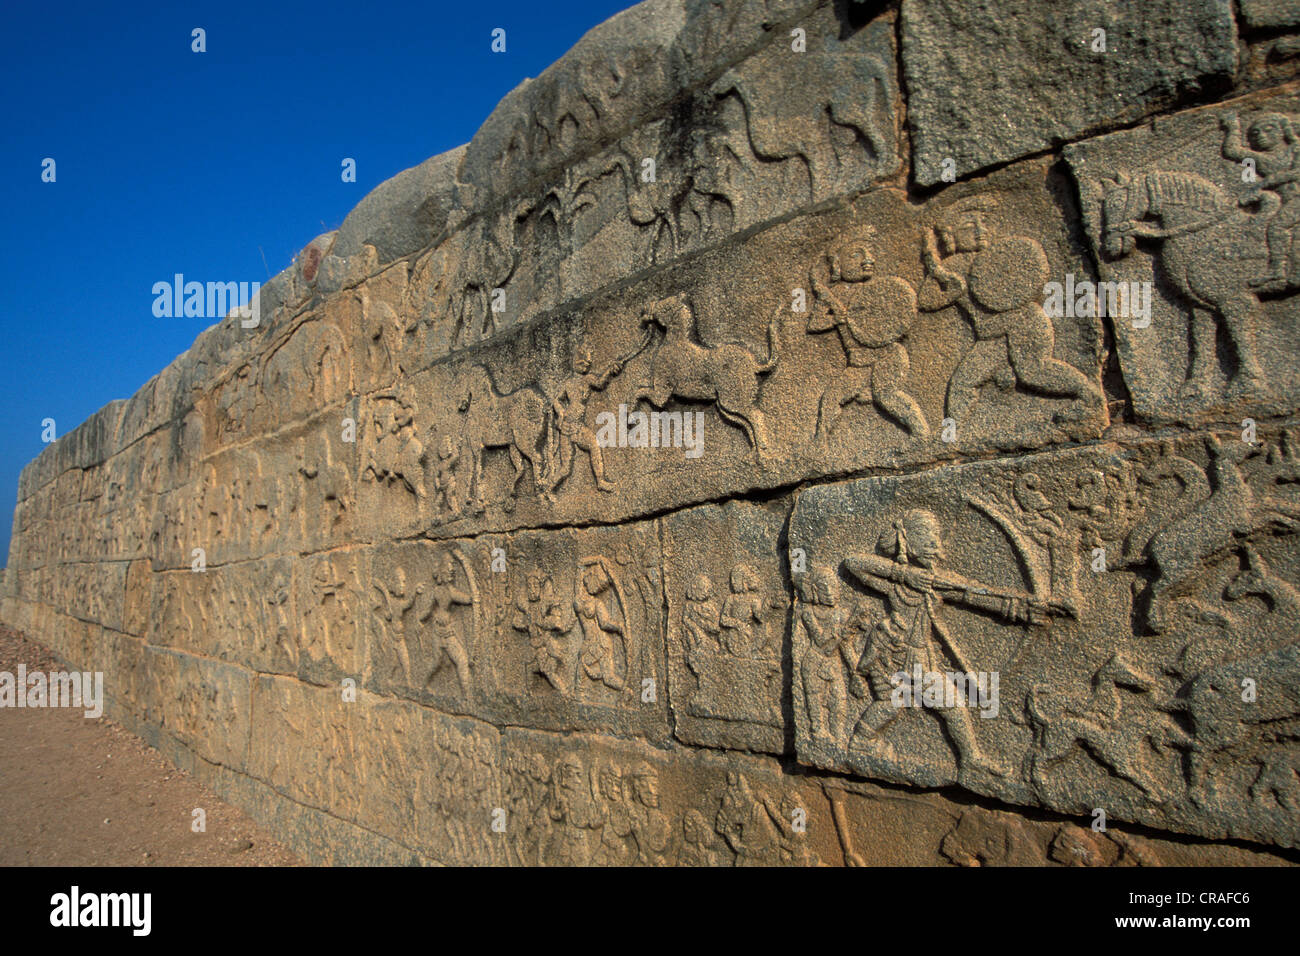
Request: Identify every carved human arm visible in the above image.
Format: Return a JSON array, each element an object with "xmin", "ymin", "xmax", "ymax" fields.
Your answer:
[
  {"xmin": 595, "ymin": 601, "xmax": 625, "ymax": 634},
  {"xmin": 550, "ymin": 385, "xmax": 570, "ymax": 418},
  {"xmin": 922, "ymin": 229, "xmax": 943, "ymax": 273},
  {"xmin": 809, "ymin": 262, "xmax": 848, "ymax": 325},
  {"xmin": 409, "ymin": 586, "xmax": 431, "ymax": 621},
  {"xmin": 842, "ymin": 552, "xmax": 907, "ymax": 593},
  {"xmin": 925, "ymin": 572, "xmax": 1068, "ymax": 625},
  {"xmin": 917, "ymin": 238, "xmax": 965, "ymax": 312},
  {"xmin": 594, "ymin": 363, "xmax": 621, "ymax": 389},
  {"xmin": 799, "ymin": 606, "xmax": 826, "ymax": 648},
  {"xmin": 1219, "ymin": 112, "xmax": 1260, "ymax": 163}
]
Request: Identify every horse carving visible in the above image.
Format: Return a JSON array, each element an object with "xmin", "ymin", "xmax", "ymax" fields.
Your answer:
[
  {"xmin": 455, "ymin": 365, "xmax": 549, "ymax": 511},
  {"xmin": 634, "ymin": 293, "xmax": 779, "ymax": 461},
  {"xmin": 1099, "ymin": 169, "xmax": 1285, "ymax": 401}
]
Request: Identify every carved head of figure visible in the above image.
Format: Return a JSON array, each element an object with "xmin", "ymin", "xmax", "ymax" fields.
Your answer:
[
  {"xmin": 829, "ymin": 227, "xmax": 877, "ymax": 284},
  {"xmin": 1248, "ymin": 113, "xmax": 1296, "ymax": 150},
  {"xmin": 581, "ymin": 563, "xmax": 607, "ymax": 596},
  {"xmin": 938, "ymin": 198, "xmax": 996, "ymax": 255},
  {"xmin": 730, "ymin": 564, "xmax": 758, "ymax": 595},
  {"xmin": 686, "ymin": 572, "xmax": 714, "ymax": 603},
  {"xmin": 628, "ymin": 763, "xmax": 660, "ymax": 808},
  {"xmin": 555, "ymin": 755, "xmax": 585, "ymax": 797},
  {"xmin": 573, "ymin": 345, "xmax": 593, "ymax": 375},
  {"xmin": 595, "ymin": 763, "xmax": 623, "ymax": 803},
  {"xmin": 878, "ymin": 508, "xmax": 944, "ymax": 570},
  {"xmin": 526, "ymin": 570, "xmax": 546, "ymax": 603},
  {"xmin": 433, "ymin": 551, "xmax": 456, "ymax": 586}
]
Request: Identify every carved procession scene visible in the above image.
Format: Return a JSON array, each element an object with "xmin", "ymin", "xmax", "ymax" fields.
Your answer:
[{"xmin": 356, "ymin": 165, "xmax": 1108, "ymax": 542}]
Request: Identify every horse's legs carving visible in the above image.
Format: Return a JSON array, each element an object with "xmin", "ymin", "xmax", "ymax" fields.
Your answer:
[
  {"xmin": 1219, "ymin": 292, "xmax": 1265, "ymax": 393},
  {"xmin": 1183, "ymin": 305, "xmax": 1217, "ymax": 401}
]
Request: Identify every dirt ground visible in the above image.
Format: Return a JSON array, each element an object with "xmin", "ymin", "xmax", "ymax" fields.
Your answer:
[{"xmin": 0, "ymin": 625, "xmax": 301, "ymax": 866}]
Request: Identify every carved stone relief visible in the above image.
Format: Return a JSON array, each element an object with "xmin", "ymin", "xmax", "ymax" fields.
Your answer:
[
  {"xmin": 1068, "ymin": 90, "xmax": 1300, "ymax": 422},
  {"xmin": 790, "ymin": 428, "xmax": 1300, "ymax": 848}
]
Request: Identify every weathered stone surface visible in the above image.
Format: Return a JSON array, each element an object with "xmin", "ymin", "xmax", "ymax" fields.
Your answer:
[
  {"xmin": 364, "ymin": 522, "xmax": 668, "ymax": 740},
  {"xmin": 408, "ymin": 1, "xmax": 903, "ymax": 356},
  {"xmin": 1240, "ymin": 0, "xmax": 1300, "ymax": 29},
  {"xmin": 790, "ymin": 427, "xmax": 1300, "ymax": 847},
  {"xmin": 664, "ymin": 500, "xmax": 789, "ymax": 752},
  {"xmin": 7, "ymin": 0, "xmax": 1300, "ymax": 867},
  {"xmin": 460, "ymin": 0, "xmax": 833, "ymax": 208},
  {"xmin": 1066, "ymin": 87, "xmax": 1300, "ymax": 423},
  {"xmin": 145, "ymin": 648, "xmax": 252, "ymax": 772},
  {"xmin": 333, "ymin": 146, "xmax": 467, "ymax": 266},
  {"xmin": 356, "ymin": 160, "xmax": 1104, "ymax": 545},
  {"xmin": 902, "ymin": 0, "xmax": 1238, "ymax": 186}
]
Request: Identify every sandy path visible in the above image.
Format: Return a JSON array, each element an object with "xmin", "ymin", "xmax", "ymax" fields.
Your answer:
[{"xmin": 0, "ymin": 626, "xmax": 300, "ymax": 866}]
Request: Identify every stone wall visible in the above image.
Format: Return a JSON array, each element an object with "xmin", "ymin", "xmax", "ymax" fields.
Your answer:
[{"xmin": 6, "ymin": 0, "xmax": 1300, "ymax": 865}]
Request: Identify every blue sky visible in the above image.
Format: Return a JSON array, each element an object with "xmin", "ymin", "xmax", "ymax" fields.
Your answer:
[{"xmin": 0, "ymin": 0, "xmax": 634, "ymax": 559}]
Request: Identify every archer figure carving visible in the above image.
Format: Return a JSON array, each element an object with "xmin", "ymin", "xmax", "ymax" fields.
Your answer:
[
  {"xmin": 373, "ymin": 566, "xmax": 417, "ymax": 685},
  {"xmin": 419, "ymin": 551, "xmax": 474, "ymax": 694},
  {"xmin": 842, "ymin": 508, "xmax": 1070, "ymax": 780}
]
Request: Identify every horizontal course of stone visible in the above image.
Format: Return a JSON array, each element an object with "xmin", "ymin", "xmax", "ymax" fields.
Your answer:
[{"xmin": 5, "ymin": 0, "xmax": 1300, "ymax": 864}]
